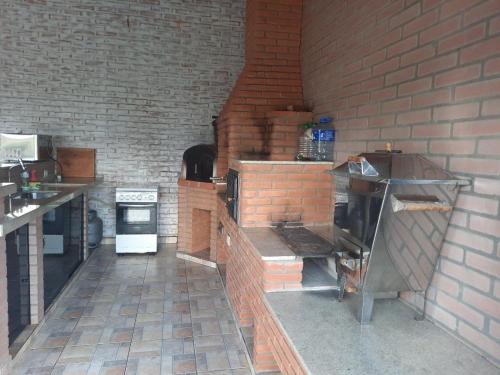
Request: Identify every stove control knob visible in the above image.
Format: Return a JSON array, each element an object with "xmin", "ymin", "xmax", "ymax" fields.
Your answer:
[
  {"xmin": 149, "ymin": 194, "xmax": 154, "ymax": 201},
  {"xmin": 137, "ymin": 195, "xmax": 142, "ymax": 200}
]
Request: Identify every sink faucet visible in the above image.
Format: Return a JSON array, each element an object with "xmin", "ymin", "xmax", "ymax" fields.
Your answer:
[{"xmin": 8, "ymin": 158, "xmax": 27, "ymax": 183}]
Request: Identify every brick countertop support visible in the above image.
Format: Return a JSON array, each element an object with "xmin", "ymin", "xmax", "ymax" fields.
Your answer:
[
  {"xmin": 28, "ymin": 217, "xmax": 44, "ymax": 325},
  {"xmin": 217, "ymin": 195, "xmax": 307, "ymax": 374},
  {"xmin": 177, "ymin": 180, "xmax": 222, "ymax": 262},
  {"xmin": 214, "ymin": 159, "xmax": 335, "ymax": 373}
]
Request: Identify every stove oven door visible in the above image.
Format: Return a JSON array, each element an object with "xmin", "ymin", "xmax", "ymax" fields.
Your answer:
[
  {"xmin": 116, "ymin": 202, "xmax": 157, "ymax": 235},
  {"xmin": 226, "ymin": 169, "xmax": 239, "ymax": 222}
]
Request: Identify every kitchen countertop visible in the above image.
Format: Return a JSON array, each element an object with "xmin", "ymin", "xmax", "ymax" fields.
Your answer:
[
  {"xmin": 241, "ymin": 225, "xmax": 335, "ymax": 261},
  {"xmin": 0, "ymin": 183, "xmax": 16, "ymax": 198},
  {"xmin": 235, "ymin": 160, "xmax": 334, "ymax": 165},
  {"xmin": 266, "ymin": 291, "xmax": 499, "ymax": 375},
  {"xmin": 0, "ymin": 177, "xmax": 100, "ymax": 237},
  {"xmin": 242, "ymin": 227, "xmax": 297, "ymax": 261}
]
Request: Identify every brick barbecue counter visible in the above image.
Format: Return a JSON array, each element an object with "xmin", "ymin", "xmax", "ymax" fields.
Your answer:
[{"xmin": 216, "ymin": 159, "xmax": 499, "ymax": 373}]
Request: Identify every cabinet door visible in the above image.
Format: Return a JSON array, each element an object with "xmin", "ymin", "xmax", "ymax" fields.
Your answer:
[
  {"xmin": 6, "ymin": 225, "xmax": 30, "ymax": 346},
  {"xmin": 43, "ymin": 196, "xmax": 84, "ymax": 310}
]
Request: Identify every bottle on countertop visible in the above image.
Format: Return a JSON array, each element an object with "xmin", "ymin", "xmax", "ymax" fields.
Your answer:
[
  {"xmin": 312, "ymin": 116, "xmax": 335, "ymax": 161},
  {"xmin": 20, "ymin": 169, "xmax": 30, "ymax": 191},
  {"xmin": 29, "ymin": 169, "xmax": 41, "ymax": 190},
  {"xmin": 296, "ymin": 121, "xmax": 316, "ymax": 161}
]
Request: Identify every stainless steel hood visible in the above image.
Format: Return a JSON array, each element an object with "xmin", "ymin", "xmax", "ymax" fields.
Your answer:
[{"xmin": 331, "ymin": 153, "xmax": 469, "ymax": 324}]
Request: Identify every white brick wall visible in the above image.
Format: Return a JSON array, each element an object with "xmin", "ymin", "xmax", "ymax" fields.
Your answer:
[{"xmin": 0, "ymin": 0, "xmax": 245, "ymax": 238}]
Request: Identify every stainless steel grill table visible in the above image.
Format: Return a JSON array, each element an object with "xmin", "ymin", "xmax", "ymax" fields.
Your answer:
[{"xmin": 330, "ymin": 152, "xmax": 469, "ymax": 324}]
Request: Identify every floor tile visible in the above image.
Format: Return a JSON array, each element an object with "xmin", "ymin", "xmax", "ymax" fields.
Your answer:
[
  {"xmin": 87, "ymin": 359, "xmax": 127, "ymax": 375},
  {"xmin": 173, "ymin": 323, "xmax": 193, "ymax": 339},
  {"xmin": 51, "ymin": 362, "xmax": 91, "ymax": 375},
  {"xmin": 222, "ymin": 334, "xmax": 245, "ymax": 351},
  {"xmin": 68, "ymin": 328, "xmax": 104, "ymax": 346},
  {"xmin": 133, "ymin": 323, "xmax": 163, "ymax": 341},
  {"xmin": 12, "ymin": 347, "xmax": 62, "ymax": 373},
  {"xmin": 12, "ymin": 245, "xmax": 254, "ymax": 375},
  {"xmin": 128, "ymin": 340, "xmax": 162, "ymax": 359},
  {"xmin": 125, "ymin": 356, "xmax": 161, "ymax": 375},
  {"xmin": 136, "ymin": 312, "xmax": 163, "ymax": 324},
  {"xmin": 29, "ymin": 331, "xmax": 71, "ymax": 349},
  {"xmin": 194, "ymin": 335, "xmax": 225, "ymax": 353},
  {"xmin": 226, "ymin": 350, "xmax": 249, "ymax": 370},
  {"xmin": 58, "ymin": 345, "xmax": 96, "ymax": 364},
  {"xmin": 100, "ymin": 328, "xmax": 134, "ymax": 344},
  {"xmin": 173, "ymin": 354, "xmax": 196, "ymax": 374},
  {"xmin": 192, "ymin": 318, "xmax": 222, "ymax": 337},
  {"xmin": 138, "ymin": 299, "xmax": 164, "ymax": 314},
  {"xmin": 195, "ymin": 350, "xmax": 231, "ymax": 372}
]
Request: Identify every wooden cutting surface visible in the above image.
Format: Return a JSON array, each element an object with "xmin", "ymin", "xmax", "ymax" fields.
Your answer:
[{"xmin": 57, "ymin": 147, "xmax": 96, "ymax": 178}]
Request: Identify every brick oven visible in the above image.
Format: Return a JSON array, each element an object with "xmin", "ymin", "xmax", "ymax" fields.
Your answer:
[{"xmin": 177, "ymin": 144, "xmax": 223, "ymax": 265}]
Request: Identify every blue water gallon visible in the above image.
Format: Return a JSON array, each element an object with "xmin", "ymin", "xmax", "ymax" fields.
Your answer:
[{"xmin": 312, "ymin": 117, "xmax": 335, "ymax": 161}]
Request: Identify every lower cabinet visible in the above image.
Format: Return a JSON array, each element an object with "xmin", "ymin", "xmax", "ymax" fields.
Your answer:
[
  {"xmin": 43, "ymin": 195, "xmax": 84, "ymax": 309},
  {"xmin": 6, "ymin": 225, "xmax": 30, "ymax": 347}
]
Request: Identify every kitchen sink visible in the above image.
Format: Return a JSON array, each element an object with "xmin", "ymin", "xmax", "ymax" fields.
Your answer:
[{"xmin": 11, "ymin": 191, "xmax": 60, "ymax": 200}]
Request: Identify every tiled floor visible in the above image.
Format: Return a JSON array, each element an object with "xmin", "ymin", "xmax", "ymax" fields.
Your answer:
[{"xmin": 12, "ymin": 245, "xmax": 253, "ymax": 375}]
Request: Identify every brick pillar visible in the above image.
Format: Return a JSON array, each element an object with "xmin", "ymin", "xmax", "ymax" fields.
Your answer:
[
  {"xmin": 82, "ymin": 193, "xmax": 89, "ymax": 260},
  {"xmin": 177, "ymin": 182, "xmax": 189, "ymax": 251},
  {"xmin": 252, "ymin": 320, "xmax": 279, "ymax": 373},
  {"xmin": 28, "ymin": 217, "xmax": 44, "ymax": 324},
  {"xmin": 209, "ymin": 208, "xmax": 218, "ymax": 262}
]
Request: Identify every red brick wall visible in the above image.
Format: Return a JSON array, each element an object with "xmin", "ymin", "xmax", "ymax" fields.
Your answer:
[
  {"xmin": 191, "ymin": 208, "xmax": 211, "ymax": 252},
  {"xmin": 302, "ymin": 0, "xmax": 500, "ymax": 365},
  {"xmin": 230, "ymin": 160, "xmax": 333, "ymax": 227},
  {"xmin": 267, "ymin": 111, "xmax": 313, "ymax": 160},
  {"xmin": 217, "ymin": 196, "xmax": 306, "ymax": 374},
  {"xmin": 217, "ymin": 0, "xmax": 305, "ymax": 175},
  {"xmin": 177, "ymin": 180, "xmax": 218, "ymax": 261}
]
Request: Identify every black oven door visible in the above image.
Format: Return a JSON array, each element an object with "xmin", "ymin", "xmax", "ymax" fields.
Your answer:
[
  {"xmin": 116, "ymin": 202, "xmax": 157, "ymax": 235},
  {"xmin": 226, "ymin": 169, "xmax": 239, "ymax": 222}
]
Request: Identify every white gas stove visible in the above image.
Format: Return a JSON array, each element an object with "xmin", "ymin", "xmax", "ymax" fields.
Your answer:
[{"xmin": 115, "ymin": 187, "xmax": 158, "ymax": 254}]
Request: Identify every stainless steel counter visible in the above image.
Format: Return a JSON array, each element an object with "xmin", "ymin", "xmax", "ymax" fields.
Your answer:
[{"xmin": 0, "ymin": 178, "xmax": 100, "ymax": 237}]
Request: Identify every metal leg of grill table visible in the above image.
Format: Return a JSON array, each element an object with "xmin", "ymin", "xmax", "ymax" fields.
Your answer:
[{"xmin": 358, "ymin": 293, "xmax": 374, "ymax": 324}]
